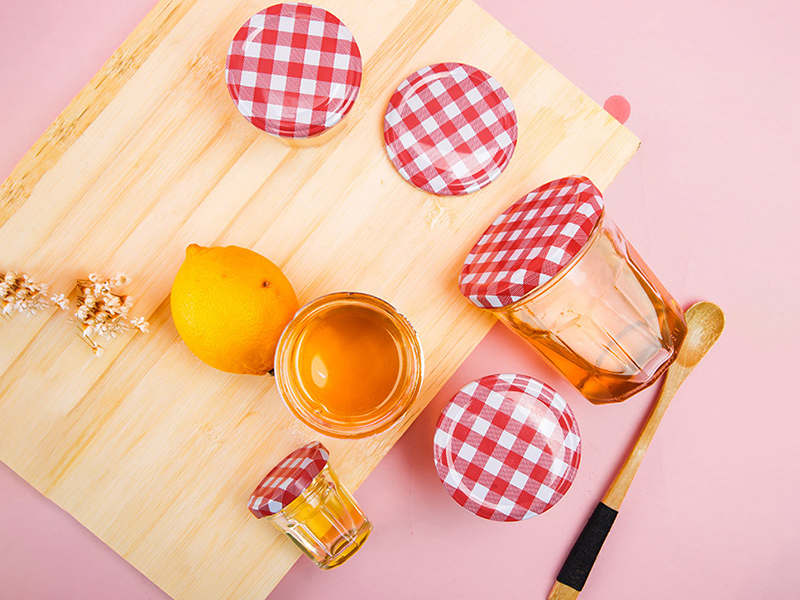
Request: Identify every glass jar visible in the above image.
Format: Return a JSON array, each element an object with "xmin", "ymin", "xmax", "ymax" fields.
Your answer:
[
  {"xmin": 275, "ymin": 292, "xmax": 424, "ymax": 438},
  {"xmin": 265, "ymin": 464, "xmax": 371, "ymax": 568},
  {"xmin": 494, "ymin": 215, "xmax": 685, "ymax": 402},
  {"xmin": 459, "ymin": 176, "xmax": 686, "ymax": 404},
  {"xmin": 249, "ymin": 442, "xmax": 372, "ymax": 569}
]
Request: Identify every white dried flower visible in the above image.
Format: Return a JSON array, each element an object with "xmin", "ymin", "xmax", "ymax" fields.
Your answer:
[
  {"xmin": 130, "ymin": 316, "xmax": 150, "ymax": 333},
  {"xmin": 75, "ymin": 273, "xmax": 148, "ymax": 356},
  {"xmin": 50, "ymin": 294, "xmax": 69, "ymax": 311},
  {"xmin": 0, "ymin": 271, "xmax": 66, "ymax": 317},
  {"xmin": 110, "ymin": 273, "xmax": 130, "ymax": 287}
]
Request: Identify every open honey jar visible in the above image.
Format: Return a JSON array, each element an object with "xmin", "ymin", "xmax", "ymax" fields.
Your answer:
[{"xmin": 274, "ymin": 292, "xmax": 423, "ymax": 438}]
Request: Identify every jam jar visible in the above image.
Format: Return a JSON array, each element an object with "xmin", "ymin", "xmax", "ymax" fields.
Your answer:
[
  {"xmin": 249, "ymin": 441, "xmax": 371, "ymax": 569},
  {"xmin": 459, "ymin": 176, "xmax": 686, "ymax": 403}
]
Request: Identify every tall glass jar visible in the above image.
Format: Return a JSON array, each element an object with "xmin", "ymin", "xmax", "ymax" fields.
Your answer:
[
  {"xmin": 459, "ymin": 176, "xmax": 686, "ymax": 404},
  {"xmin": 493, "ymin": 215, "xmax": 685, "ymax": 402}
]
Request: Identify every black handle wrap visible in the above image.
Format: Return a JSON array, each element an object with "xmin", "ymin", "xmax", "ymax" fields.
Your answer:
[{"xmin": 556, "ymin": 502, "xmax": 619, "ymax": 592}]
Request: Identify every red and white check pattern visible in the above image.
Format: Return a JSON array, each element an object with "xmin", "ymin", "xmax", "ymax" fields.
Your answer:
[
  {"xmin": 226, "ymin": 3, "xmax": 362, "ymax": 139},
  {"xmin": 433, "ymin": 374, "xmax": 581, "ymax": 521},
  {"xmin": 249, "ymin": 441, "xmax": 329, "ymax": 518},
  {"xmin": 383, "ymin": 63, "xmax": 517, "ymax": 196},
  {"xmin": 459, "ymin": 176, "xmax": 604, "ymax": 309}
]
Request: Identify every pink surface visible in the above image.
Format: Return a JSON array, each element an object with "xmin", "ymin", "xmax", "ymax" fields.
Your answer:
[{"xmin": 1, "ymin": 0, "xmax": 799, "ymax": 598}]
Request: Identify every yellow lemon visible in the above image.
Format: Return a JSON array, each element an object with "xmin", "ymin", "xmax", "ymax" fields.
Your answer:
[{"xmin": 171, "ymin": 244, "xmax": 299, "ymax": 375}]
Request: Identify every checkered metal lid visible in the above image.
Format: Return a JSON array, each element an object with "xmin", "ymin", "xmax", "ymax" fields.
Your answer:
[
  {"xmin": 459, "ymin": 176, "xmax": 604, "ymax": 309},
  {"xmin": 433, "ymin": 374, "xmax": 581, "ymax": 521},
  {"xmin": 248, "ymin": 441, "xmax": 329, "ymax": 518},
  {"xmin": 383, "ymin": 63, "xmax": 518, "ymax": 196},
  {"xmin": 225, "ymin": 3, "xmax": 362, "ymax": 139}
]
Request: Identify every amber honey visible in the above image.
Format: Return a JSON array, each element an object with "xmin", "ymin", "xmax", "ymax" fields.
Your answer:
[
  {"xmin": 275, "ymin": 293, "xmax": 424, "ymax": 438},
  {"xmin": 297, "ymin": 304, "xmax": 402, "ymax": 418}
]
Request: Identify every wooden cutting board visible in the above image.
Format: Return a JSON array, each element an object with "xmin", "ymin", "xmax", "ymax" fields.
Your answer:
[{"xmin": 0, "ymin": 0, "xmax": 639, "ymax": 597}]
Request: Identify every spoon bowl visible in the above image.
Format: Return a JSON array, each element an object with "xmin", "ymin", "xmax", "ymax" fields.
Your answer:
[{"xmin": 677, "ymin": 301, "xmax": 726, "ymax": 370}]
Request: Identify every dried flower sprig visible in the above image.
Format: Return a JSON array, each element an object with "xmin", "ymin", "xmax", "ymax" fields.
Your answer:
[
  {"xmin": 0, "ymin": 271, "xmax": 68, "ymax": 318},
  {"xmin": 76, "ymin": 273, "xmax": 149, "ymax": 356}
]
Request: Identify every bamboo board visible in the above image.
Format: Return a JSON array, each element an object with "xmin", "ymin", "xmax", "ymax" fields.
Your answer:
[{"xmin": 0, "ymin": 0, "xmax": 640, "ymax": 597}]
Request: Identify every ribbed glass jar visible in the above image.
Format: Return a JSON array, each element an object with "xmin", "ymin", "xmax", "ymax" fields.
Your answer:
[{"xmin": 492, "ymin": 216, "xmax": 686, "ymax": 403}]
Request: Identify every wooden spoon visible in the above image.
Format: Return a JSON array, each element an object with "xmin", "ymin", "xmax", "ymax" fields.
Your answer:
[{"xmin": 548, "ymin": 302, "xmax": 726, "ymax": 600}]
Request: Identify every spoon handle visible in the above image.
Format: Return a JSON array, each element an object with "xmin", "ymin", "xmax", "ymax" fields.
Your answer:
[
  {"xmin": 547, "ymin": 362, "xmax": 692, "ymax": 600},
  {"xmin": 603, "ymin": 362, "xmax": 691, "ymax": 508}
]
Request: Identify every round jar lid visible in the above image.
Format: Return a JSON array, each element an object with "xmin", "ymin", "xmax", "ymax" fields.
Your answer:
[
  {"xmin": 459, "ymin": 176, "xmax": 604, "ymax": 309},
  {"xmin": 433, "ymin": 374, "xmax": 581, "ymax": 521},
  {"xmin": 248, "ymin": 441, "xmax": 329, "ymax": 518},
  {"xmin": 225, "ymin": 3, "xmax": 362, "ymax": 138},
  {"xmin": 383, "ymin": 63, "xmax": 518, "ymax": 196}
]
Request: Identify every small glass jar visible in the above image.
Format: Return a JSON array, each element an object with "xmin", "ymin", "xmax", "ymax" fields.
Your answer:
[
  {"xmin": 459, "ymin": 176, "xmax": 686, "ymax": 404},
  {"xmin": 249, "ymin": 442, "xmax": 372, "ymax": 569},
  {"xmin": 225, "ymin": 3, "xmax": 362, "ymax": 148},
  {"xmin": 275, "ymin": 292, "xmax": 424, "ymax": 438}
]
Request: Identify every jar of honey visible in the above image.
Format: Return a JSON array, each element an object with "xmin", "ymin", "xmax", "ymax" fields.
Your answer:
[
  {"xmin": 225, "ymin": 3, "xmax": 362, "ymax": 147},
  {"xmin": 459, "ymin": 176, "xmax": 686, "ymax": 404},
  {"xmin": 249, "ymin": 441, "xmax": 371, "ymax": 569},
  {"xmin": 274, "ymin": 292, "xmax": 424, "ymax": 438}
]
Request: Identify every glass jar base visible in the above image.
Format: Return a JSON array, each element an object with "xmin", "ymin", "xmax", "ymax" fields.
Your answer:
[
  {"xmin": 318, "ymin": 520, "xmax": 373, "ymax": 570},
  {"xmin": 579, "ymin": 319, "xmax": 686, "ymax": 403}
]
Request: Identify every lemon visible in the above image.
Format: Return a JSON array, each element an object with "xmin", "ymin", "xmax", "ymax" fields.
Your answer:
[{"xmin": 171, "ymin": 244, "xmax": 299, "ymax": 375}]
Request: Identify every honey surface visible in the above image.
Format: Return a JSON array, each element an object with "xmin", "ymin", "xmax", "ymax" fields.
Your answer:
[{"xmin": 297, "ymin": 305, "xmax": 402, "ymax": 418}]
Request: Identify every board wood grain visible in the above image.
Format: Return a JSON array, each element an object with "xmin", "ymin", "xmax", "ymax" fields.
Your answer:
[{"xmin": 0, "ymin": 0, "xmax": 640, "ymax": 597}]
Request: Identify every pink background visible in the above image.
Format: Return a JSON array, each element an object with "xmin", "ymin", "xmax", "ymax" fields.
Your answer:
[{"xmin": 2, "ymin": 0, "xmax": 799, "ymax": 598}]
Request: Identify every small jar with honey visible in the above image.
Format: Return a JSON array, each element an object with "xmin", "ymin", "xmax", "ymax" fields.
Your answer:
[
  {"xmin": 274, "ymin": 292, "xmax": 424, "ymax": 438},
  {"xmin": 249, "ymin": 441, "xmax": 371, "ymax": 569}
]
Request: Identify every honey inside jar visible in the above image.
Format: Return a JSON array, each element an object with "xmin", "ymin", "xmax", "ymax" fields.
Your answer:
[
  {"xmin": 249, "ymin": 443, "xmax": 373, "ymax": 570},
  {"xmin": 296, "ymin": 304, "xmax": 402, "ymax": 418},
  {"xmin": 275, "ymin": 292, "xmax": 424, "ymax": 438}
]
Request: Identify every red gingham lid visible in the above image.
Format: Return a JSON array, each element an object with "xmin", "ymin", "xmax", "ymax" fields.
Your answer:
[
  {"xmin": 459, "ymin": 176, "xmax": 604, "ymax": 309},
  {"xmin": 248, "ymin": 441, "xmax": 329, "ymax": 518},
  {"xmin": 383, "ymin": 63, "xmax": 518, "ymax": 196},
  {"xmin": 225, "ymin": 3, "xmax": 362, "ymax": 138},
  {"xmin": 433, "ymin": 374, "xmax": 581, "ymax": 521}
]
